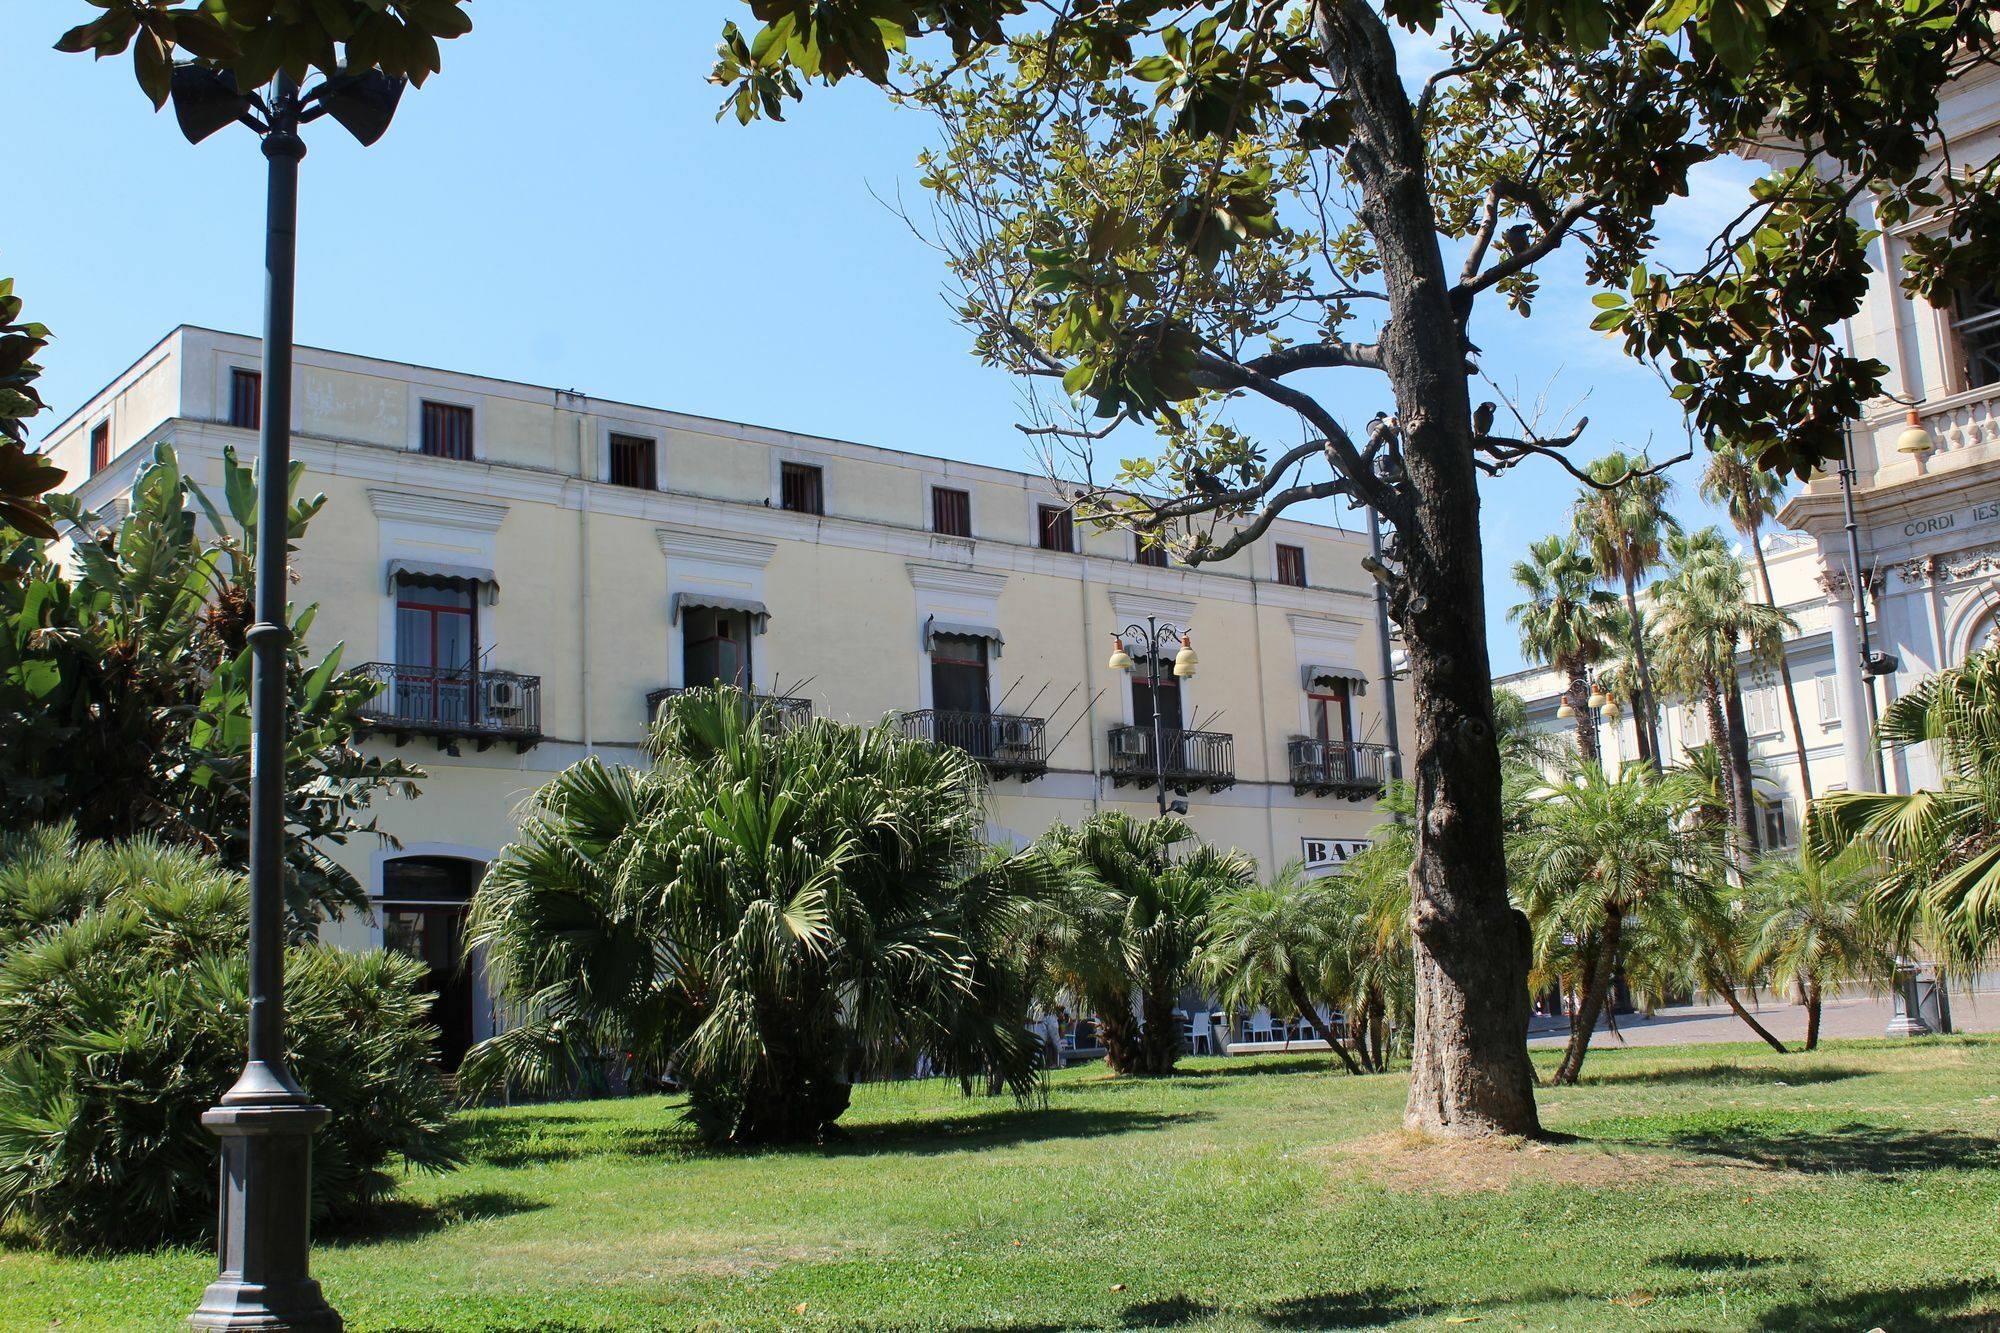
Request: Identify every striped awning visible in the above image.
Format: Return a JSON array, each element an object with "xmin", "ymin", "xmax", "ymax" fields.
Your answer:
[
  {"xmin": 1302, "ymin": 664, "xmax": 1367, "ymax": 694},
  {"xmin": 926, "ymin": 617, "xmax": 1004, "ymax": 657},
  {"xmin": 671, "ymin": 591, "xmax": 770, "ymax": 633},
  {"xmin": 387, "ymin": 558, "xmax": 498, "ymax": 604}
]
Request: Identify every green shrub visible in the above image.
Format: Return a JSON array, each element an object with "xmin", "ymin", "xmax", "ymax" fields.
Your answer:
[{"xmin": 0, "ymin": 827, "xmax": 458, "ymax": 1251}]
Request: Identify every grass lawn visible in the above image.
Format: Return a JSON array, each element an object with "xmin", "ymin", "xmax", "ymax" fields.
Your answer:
[{"xmin": 3, "ymin": 1037, "xmax": 1997, "ymax": 1332}]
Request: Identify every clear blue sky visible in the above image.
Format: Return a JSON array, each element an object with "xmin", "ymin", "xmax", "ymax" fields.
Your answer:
[{"xmin": 4, "ymin": 1, "xmax": 1775, "ymax": 673}]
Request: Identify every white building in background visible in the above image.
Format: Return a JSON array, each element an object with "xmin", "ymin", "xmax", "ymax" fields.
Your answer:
[
  {"xmin": 39, "ymin": 326, "xmax": 1410, "ymax": 1068},
  {"xmin": 1503, "ymin": 62, "xmax": 2000, "ymax": 822}
]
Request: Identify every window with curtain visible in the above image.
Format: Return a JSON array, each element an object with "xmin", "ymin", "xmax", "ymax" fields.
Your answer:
[
  {"xmin": 608, "ymin": 433, "xmax": 657, "ymax": 489},
  {"xmin": 930, "ymin": 633, "xmax": 991, "ymax": 716},
  {"xmin": 394, "ymin": 579, "xmax": 478, "ymax": 724},
  {"xmin": 228, "ymin": 368, "xmax": 261, "ymax": 430},
  {"xmin": 781, "ymin": 462, "xmax": 825, "ymax": 514},
  {"xmin": 1037, "ymin": 504, "xmax": 1075, "ymax": 552},
  {"xmin": 932, "ymin": 486, "xmax": 971, "ymax": 537},
  {"xmin": 1308, "ymin": 686, "xmax": 1353, "ymax": 744},
  {"xmin": 420, "ymin": 400, "xmax": 475, "ymax": 460},
  {"xmin": 1276, "ymin": 544, "xmax": 1308, "ymax": 587}
]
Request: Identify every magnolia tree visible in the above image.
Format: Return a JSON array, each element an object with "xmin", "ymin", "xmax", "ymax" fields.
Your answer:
[{"xmin": 711, "ymin": 0, "xmax": 2000, "ymax": 1136}]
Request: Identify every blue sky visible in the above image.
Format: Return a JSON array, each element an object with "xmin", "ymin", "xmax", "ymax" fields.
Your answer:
[{"xmin": 4, "ymin": 1, "xmax": 1775, "ymax": 673}]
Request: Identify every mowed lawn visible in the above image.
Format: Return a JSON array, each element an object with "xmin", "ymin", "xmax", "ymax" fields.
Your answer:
[{"xmin": 4, "ymin": 1039, "xmax": 1998, "ymax": 1332}]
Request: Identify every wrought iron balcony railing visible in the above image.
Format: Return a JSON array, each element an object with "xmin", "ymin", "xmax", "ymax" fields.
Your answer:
[
  {"xmin": 355, "ymin": 663, "xmax": 543, "ymax": 751},
  {"xmin": 646, "ymin": 686, "xmax": 813, "ymax": 732},
  {"xmin": 895, "ymin": 709, "xmax": 1048, "ymax": 781},
  {"xmin": 1106, "ymin": 725, "xmax": 1236, "ymax": 792},
  {"xmin": 1287, "ymin": 738, "xmax": 1391, "ymax": 799}
]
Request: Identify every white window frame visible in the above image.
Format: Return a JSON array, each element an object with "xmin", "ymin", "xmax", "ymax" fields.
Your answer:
[{"xmin": 407, "ymin": 384, "xmax": 482, "ymax": 461}]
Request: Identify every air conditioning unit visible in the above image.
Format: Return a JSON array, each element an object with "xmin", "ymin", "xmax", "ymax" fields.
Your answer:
[
  {"xmin": 1114, "ymin": 730, "xmax": 1151, "ymax": 757},
  {"xmin": 1000, "ymin": 718, "xmax": 1035, "ymax": 747},
  {"xmin": 485, "ymin": 678, "xmax": 524, "ymax": 715}
]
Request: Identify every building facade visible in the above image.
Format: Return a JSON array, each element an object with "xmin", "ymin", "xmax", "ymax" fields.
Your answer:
[
  {"xmin": 41, "ymin": 326, "xmax": 1408, "ymax": 1063},
  {"xmin": 1500, "ymin": 62, "xmax": 2000, "ymax": 828}
]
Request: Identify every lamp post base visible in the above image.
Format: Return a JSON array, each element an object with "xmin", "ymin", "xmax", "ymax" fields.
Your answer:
[{"xmin": 189, "ymin": 1102, "xmax": 342, "ymax": 1332}]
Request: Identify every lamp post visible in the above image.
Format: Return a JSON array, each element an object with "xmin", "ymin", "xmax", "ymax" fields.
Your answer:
[
  {"xmin": 1553, "ymin": 669, "xmax": 1608, "ymax": 763},
  {"xmin": 1107, "ymin": 617, "xmax": 1198, "ymax": 816},
  {"xmin": 171, "ymin": 61, "xmax": 404, "ymax": 1333},
  {"xmin": 1835, "ymin": 410, "xmax": 1932, "ymax": 793}
]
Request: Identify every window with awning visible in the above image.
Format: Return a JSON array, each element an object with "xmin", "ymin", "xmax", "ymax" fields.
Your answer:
[
  {"xmin": 670, "ymin": 592, "xmax": 770, "ymax": 633},
  {"xmin": 387, "ymin": 559, "xmax": 499, "ymax": 605}
]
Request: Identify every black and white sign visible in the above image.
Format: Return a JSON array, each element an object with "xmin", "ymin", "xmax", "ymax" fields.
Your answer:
[{"xmin": 1301, "ymin": 837, "xmax": 1372, "ymax": 873}]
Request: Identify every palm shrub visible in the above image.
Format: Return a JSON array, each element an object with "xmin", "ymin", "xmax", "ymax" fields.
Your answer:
[
  {"xmin": 461, "ymin": 688, "xmax": 1047, "ymax": 1145},
  {"xmin": 1743, "ymin": 847, "xmax": 1891, "ymax": 1050},
  {"xmin": 1810, "ymin": 647, "xmax": 2000, "ymax": 972},
  {"xmin": 1203, "ymin": 863, "xmax": 1364, "ymax": 1074},
  {"xmin": 1034, "ymin": 813, "xmax": 1253, "ymax": 1077},
  {"xmin": 0, "ymin": 827, "xmax": 456, "ymax": 1251},
  {"xmin": 1512, "ymin": 761, "xmax": 1728, "ymax": 1084}
]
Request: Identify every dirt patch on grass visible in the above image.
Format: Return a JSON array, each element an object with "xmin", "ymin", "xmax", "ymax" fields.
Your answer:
[{"xmin": 1326, "ymin": 1130, "xmax": 1798, "ymax": 1196}]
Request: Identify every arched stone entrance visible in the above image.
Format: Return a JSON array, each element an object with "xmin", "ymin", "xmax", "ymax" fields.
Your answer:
[{"xmin": 379, "ymin": 855, "xmax": 485, "ymax": 1072}]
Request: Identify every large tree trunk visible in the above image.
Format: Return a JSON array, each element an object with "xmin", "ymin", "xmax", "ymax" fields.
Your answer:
[
  {"xmin": 1621, "ymin": 572, "xmax": 1662, "ymax": 765},
  {"xmin": 1137, "ymin": 986, "xmax": 1182, "ymax": 1076},
  {"xmin": 1285, "ymin": 971, "xmax": 1363, "ymax": 1074},
  {"xmin": 1094, "ymin": 988, "xmax": 1144, "ymax": 1076},
  {"xmin": 1551, "ymin": 907, "xmax": 1623, "ymax": 1085},
  {"xmin": 1724, "ymin": 670, "xmax": 1761, "ymax": 855},
  {"xmin": 1316, "ymin": 0, "xmax": 1541, "ymax": 1140},
  {"xmin": 1804, "ymin": 981, "xmax": 1822, "ymax": 1052},
  {"xmin": 1750, "ymin": 539, "xmax": 1813, "ymax": 804}
]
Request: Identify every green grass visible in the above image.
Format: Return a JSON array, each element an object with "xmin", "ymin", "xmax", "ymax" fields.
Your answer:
[{"xmin": 4, "ymin": 1038, "xmax": 1998, "ymax": 1331}]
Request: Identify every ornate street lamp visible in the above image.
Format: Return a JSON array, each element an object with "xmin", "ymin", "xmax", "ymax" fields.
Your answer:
[
  {"xmin": 1107, "ymin": 617, "xmax": 1197, "ymax": 816},
  {"xmin": 171, "ymin": 61, "xmax": 404, "ymax": 1333}
]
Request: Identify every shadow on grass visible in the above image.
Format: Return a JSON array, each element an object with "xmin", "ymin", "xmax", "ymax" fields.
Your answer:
[
  {"xmin": 1662, "ymin": 1120, "xmax": 1999, "ymax": 1176},
  {"xmin": 320, "ymin": 1190, "xmax": 548, "ymax": 1243},
  {"xmin": 1254, "ymin": 1286, "xmax": 1427, "ymax": 1328},
  {"xmin": 1576, "ymin": 1061, "xmax": 1869, "ymax": 1089},
  {"xmin": 1651, "ymin": 1248, "xmax": 1795, "ymax": 1274},
  {"xmin": 459, "ymin": 1103, "xmax": 1201, "ymax": 1167},
  {"xmin": 1750, "ymin": 1280, "xmax": 2000, "ymax": 1331},
  {"xmin": 825, "ymin": 1106, "xmax": 1205, "ymax": 1158}
]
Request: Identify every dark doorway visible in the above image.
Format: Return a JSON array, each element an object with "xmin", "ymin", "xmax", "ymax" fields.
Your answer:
[{"xmin": 380, "ymin": 856, "xmax": 482, "ymax": 1072}]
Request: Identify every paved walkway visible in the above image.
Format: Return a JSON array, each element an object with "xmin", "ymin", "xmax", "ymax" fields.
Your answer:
[{"xmin": 1526, "ymin": 988, "xmax": 2000, "ymax": 1047}]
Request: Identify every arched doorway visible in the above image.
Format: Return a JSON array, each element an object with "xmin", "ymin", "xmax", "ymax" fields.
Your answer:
[{"xmin": 379, "ymin": 855, "xmax": 484, "ymax": 1072}]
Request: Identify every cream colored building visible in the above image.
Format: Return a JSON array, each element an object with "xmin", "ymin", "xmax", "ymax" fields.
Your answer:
[{"xmin": 41, "ymin": 325, "xmax": 1407, "ymax": 1064}]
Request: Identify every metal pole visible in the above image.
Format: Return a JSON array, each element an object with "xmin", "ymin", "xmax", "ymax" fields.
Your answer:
[
  {"xmin": 191, "ymin": 71, "xmax": 342, "ymax": 1333},
  {"xmin": 1837, "ymin": 422, "xmax": 1888, "ymax": 791},
  {"xmin": 1149, "ymin": 617, "xmax": 1168, "ymax": 817},
  {"xmin": 1367, "ymin": 507, "xmax": 1403, "ymax": 783}
]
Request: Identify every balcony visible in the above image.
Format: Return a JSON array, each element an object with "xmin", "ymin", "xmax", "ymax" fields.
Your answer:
[
  {"xmin": 355, "ymin": 663, "xmax": 543, "ymax": 752},
  {"xmin": 896, "ymin": 709, "xmax": 1048, "ymax": 781},
  {"xmin": 647, "ymin": 686, "xmax": 813, "ymax": 732},
  {"xmin": 1106, "ymin": 726, "xmax": 1236, "ymax": 793},
  {"xmin": 1288, "ymin": 738, "xmax": 1391, "ymax": 800}
]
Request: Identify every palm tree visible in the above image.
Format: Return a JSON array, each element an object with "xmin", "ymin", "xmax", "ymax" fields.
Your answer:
[
  {"xmin": 1744, "ymin": 847, "xmax": 1891, "ymax": 1050},
  {"xmin": 1574, "ymin": 451, "xmax": 1678, "ymax": 764},
  {"xmin": 1035, "ymin": 812, "xmax": 1254, "ymax": 1076},
  {"xmin": 461, "ymin": 687, "xmax": 1046, "ymax": 1145},
  {"xmin": 1701, "ymin": 442, "xmax": 1813, "ymax": 801},
  {"xmin": 1652, "ymin": 528, "xmax": 1794, "ymax": 858},
  {"xmin": 1507, "ymin": 533, "xmax": 1623, "ymax": 762},
  {"xmin": 1203, "ymin": 864, "xmax": 1365, "ymax": 1073},
  {"xmin": 1513, "ymin": 760, "xmax": 1727, "ymax": 1084},
  {"xmin": 1809, "ymin": 648, "xmax": 2000, "ymax": 972}
]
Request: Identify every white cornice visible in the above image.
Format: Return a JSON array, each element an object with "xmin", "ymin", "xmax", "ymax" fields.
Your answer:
[
  {"xmin": 1288, "ymin": 613, "xmax": 1365, "ymax": 655},
  {"xmin": 657, "ymin": 525, "xmax": 777, "ymax": 568},
  {"xmin": 1109, "ymin": 589, "xmax": 1198, "ymax": 624},
  {"xmin": 366, "ymin": 487, "xmax": 508, "ymax": 532},
  {"xmin": 906, "ymin": 563, "xmax": 1009, "ymax": 596}
]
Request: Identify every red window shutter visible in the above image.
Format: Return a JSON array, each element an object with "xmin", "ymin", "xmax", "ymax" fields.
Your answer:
[
  {"xmin": 421, "ymin": 401, "xmax": 474, "ymax": 460},
  {"xmin": 609, "ymin": 433, "xmax": 656, "ymax": 489},
  {"xmin": 1038, "ymin": 505, "xmax": 1074, "ymax": 553},
  {"xmin": 933, "ymin": 487, "xmax": 971, "ymax": 536},
  {"xmin": 89, "ymin": 421, "xmax": 110, "ymax": 474},
  {"xmin": 1276, "ymin": 544, "xmax": 1307, "ymax": 587}
]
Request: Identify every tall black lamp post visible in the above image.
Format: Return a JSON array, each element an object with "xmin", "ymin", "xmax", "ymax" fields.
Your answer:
[
  {"xmin": 170, "ymin": 61, "xmax": 403, "ymax": 1333},
  {"xmin": 1106, "ymin": 617, "xmax": 1198, "ymax": 817}
]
